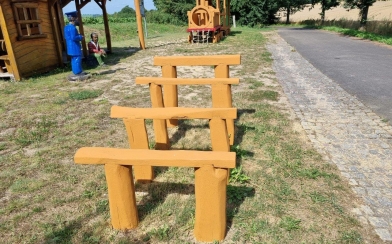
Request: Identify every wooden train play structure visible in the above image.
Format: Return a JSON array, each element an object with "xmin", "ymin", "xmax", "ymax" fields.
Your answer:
[{"xmin": 187, "ymin": 0, "xmax": 231, "ymax": 43}]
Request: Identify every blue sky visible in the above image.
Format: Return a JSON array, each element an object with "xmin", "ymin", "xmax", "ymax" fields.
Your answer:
[{"xmin": 63, "ymin": 0, "xmax": 156, "ymax": 15}]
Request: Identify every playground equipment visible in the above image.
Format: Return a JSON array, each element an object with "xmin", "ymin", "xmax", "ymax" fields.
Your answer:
[
  {"xmin": 74, "ymin": 107, "xmax": 237, "ymax": 242},
  {"xmin": 187, "ymin": 0, "xmax": 231, "ymax": 43},
  {"xmin": 136, "ymin": 54, "xmax": 241, "ymax": 148},
  {"xmin": 74, "ymin": 54, "xmax": 241, "ymax": 241}
]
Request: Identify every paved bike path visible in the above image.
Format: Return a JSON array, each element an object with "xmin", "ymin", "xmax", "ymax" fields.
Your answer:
[{"xmin": 277, "ymin": 27, "xmax": 392, "ymax": 123}]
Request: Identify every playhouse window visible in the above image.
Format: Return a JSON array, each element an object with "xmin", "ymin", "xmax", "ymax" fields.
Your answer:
[{"xmin": 13, "ymin": 2, "xmax": 47, "ymax": 40}]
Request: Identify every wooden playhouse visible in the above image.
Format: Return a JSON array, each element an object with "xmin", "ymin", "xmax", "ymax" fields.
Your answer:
[{"xmin": 0, "ymin": 0, "xmax": 67, "ymax": 81}]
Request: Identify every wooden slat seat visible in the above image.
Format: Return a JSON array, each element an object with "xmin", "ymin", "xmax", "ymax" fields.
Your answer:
[
  {"xmin": 154, "ymin": 55, "xmax": 241, "ymax": 66},
  {"xmin": 111, "ymin": 106, "xmax": 237, "ymax": 120},
  {"xmin": 75, "ymin": 147, "xmax": 236, "ymax": 168},
  {"xmin": 136, "ymin": 77, "xmax": 240, "ymax": 85}
]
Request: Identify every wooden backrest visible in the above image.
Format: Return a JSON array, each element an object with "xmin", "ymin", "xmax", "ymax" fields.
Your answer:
[{"xmin": 154, "ymin": 55, "xmax": 241, "ymax": 66}]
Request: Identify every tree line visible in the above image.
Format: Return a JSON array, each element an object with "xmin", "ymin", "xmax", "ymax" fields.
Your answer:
[{"xmin": 107, "ymin": 0, "xmax": 376, "ymax": 28}]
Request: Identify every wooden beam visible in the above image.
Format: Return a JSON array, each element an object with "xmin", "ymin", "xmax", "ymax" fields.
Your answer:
[
  {"xmin": 75, "ymin": 0, "xmax": 87, "ymax": 57},
  {"xmin": 134, "ymin": 0, "xmax": 146, "ymax": 49},
  {"xmin": 0, "ymin": 5, "xmax": 20, "ymax": 80},
  {"xmin": 110, "ymin": 107, "xmax": 237, "ymax": 120},
  {"xmin": 154, "ymin": 55, "xmax": 241, "ymax": 66},
  {"xmin": 136, "ymin": 77, "xmax": 240, "ymax": 85},
  {"xmin": 49, "ymin": 2, "xmax": 63, "ymax": 66},
  {"xmin": 100, "ymin": 0, "xmax": 111, "ymax": 53},
  {"xmin": 79, "ymin": 0, "xmax": 91, "ymax": 9},
  {"xmin": 74, "ymin": 148, "xmax": 236, "ymax": 169}
]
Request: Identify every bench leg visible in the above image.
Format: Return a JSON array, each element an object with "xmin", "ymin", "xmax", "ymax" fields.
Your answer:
[
  {"xmin": 105, "ymin": 164, "xmax": 138, "ymax": 229},
  {"xmin": 124, "ymin": 118, "xmax": 154, "ymax": 182},
  {"xmin": 194, "ymin": 165, "xmax": 227, "ymax": 242},
  {"xmin": 162, "ymin": 65, "xmax": 178, "ymax": 127}
]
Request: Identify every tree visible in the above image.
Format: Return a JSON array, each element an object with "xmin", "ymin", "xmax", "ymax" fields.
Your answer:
[
  {"xmin": 113, "ymin": 5, "xmax": 136, "ymax": 18},
  {"xmin": 231, "ymin": 0, "xmax": 281, "ymax": 27},
  {"xmin": 279, "ymin": 0, "xmax": 309, "ymax": 24},
  {"xmin": 310, "ymin": 0, "xmax": 340, "ymax": 24},
  {"xmin": 343, "ymin": 0, "xmax": 376, "ymax": 28},
  {"xmin": 153, "ymin": 0, "xmax": 194, "ymax": 23}
]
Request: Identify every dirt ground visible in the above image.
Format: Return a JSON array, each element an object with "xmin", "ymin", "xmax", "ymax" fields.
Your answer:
[{"xmin": 281, "ymin": 1, "xmax": 392, "ymax": 22}]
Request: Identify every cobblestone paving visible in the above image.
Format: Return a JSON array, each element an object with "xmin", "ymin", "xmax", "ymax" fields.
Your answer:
[{"xmin": 267, "ymin": 33, "xmax": 392, "ymax": 242}]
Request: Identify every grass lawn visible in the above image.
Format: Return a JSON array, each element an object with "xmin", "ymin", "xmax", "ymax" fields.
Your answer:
[{"xmin": 0, "ymin": 23, "xmax": 381, "ymax": 243}]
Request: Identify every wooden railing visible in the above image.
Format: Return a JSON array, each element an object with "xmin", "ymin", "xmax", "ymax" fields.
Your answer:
[
  {"xmin": 74, "ymin": 107, "xmax": 237, "ymax": 242},
  {"xmin": 73, "ymin": 54, "xmax": 241, "ymax": 242},
  {"xmin": 136, "ymin": 54, "xmax": 241, "ymax": 145}
]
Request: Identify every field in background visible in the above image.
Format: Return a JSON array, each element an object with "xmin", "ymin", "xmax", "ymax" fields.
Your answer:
[{"xmin": 286, "ymin": 1, "xmax": 392, "ymax": 22}]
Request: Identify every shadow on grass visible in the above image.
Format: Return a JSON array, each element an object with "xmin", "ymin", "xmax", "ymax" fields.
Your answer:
[
  {"xmin": 103, "ymin": 46, "xmax": 141, "ymax": 66},
  {"xmin": 229, "ymin": 30, "xmax": 243, "ymax": 36},
  {"xmin": 235, "ymin": 108, "xmax": 256, "ymax": 145},
  {"xmin": 169, "ymin": 108, "xmax": 256, "ymax": 148},
  {"xmin": 169, "ymin": 120, "xmax": 209, "ymax": 147},
  {"xmin": 43, "ymin": 215, "xmax": 150, "ymax": 244},
  {"xmin": 136, "ymin": 181, "xmax": 255, "ymax": 230},
  {"xmin": 43, "ymin": 183, "xmax": 253, "ymax": 242}
]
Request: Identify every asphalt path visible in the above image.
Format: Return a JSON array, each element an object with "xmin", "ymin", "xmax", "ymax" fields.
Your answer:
[{"xmin": 277, "ymin": 27, "xmax": 392, "ymax": 122}]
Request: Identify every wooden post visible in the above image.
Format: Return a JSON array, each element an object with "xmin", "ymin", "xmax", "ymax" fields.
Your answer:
[
  {"xmin": 0, "ymin": 5, "xmax": 20, "ymax": 80},
  {"xmin": 213, "ymin": 64, "xmax": 235, "ymax": 145},
  {"xmin": 150, "ymin": 83, "xmax": 170, "ymax": 150},
  {"xmin": 162, "ymin": 65, "xmax": 178, "ymax": 127},
  {"xmin": 134, "ymin": 0, "xmax": 146, "ymax": 50},
  {"xmin": 105, "ymin": 164, "xmax": 138, "ymax": 229},
  {"xmin": 209, "ymin": 117, "xmax": 230, "ymax": 152},
  {"xmin": 101, "ymin": 0, "xmax": 112, "ymax": 53},
  {"xmin": 209, "ymin": 117, "xmax": 231, "ymax": 183},
  {"xmin": 75, "ymin": 1, "xmax": 87, "ymax": 58},
  {"xmin": 194, "ymin": 165, "xmax": 228, "ymax": 242},
  {"xmin": 123, "ymin": 118, "xmax": 154, "ymax": 182}
]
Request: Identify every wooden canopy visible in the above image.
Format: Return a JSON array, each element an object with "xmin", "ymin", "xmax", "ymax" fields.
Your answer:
[{"xmin": 61, "ymin": 0, "xmax": 145, "ymax": 57}]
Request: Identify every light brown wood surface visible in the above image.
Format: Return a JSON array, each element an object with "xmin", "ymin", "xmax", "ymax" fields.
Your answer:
[
  {"xmin": 154, "ymin": 55, "xmax": 240, "ymax": 66},
  {"xmin": 136, "ymin": 77, "xmax": 240, "ymax": 85},
  {"xmin": 74, "ymin": 147, "xmax": 236, "ymax": 168},
  {"xmin": 111, "ymin": 106, "xmax": 237, "ymax": 119}
]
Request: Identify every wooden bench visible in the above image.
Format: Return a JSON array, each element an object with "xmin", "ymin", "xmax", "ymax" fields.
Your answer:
[
  {"xmin": 111, "ymin": 106, "xmax": 237, "ymax": 182},
  {"xmin": 75, "ymin": 148, "xmax": 235, "ymax": 242},
  {"xmin": 74, "ymin": 107, "xmax": 237, "ymax": 242},
  {"xmin": 136, "ymin": 54, "xmax": 241, "ymax": 145}
]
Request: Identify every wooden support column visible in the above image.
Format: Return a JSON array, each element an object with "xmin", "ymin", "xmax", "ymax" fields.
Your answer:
[
  {"xmin": 134, "ymin": 0, "xmax": 146, "ymax": 49},
  {"xmin": 194, "ymin": 165, "xmax": 228, "ymax": 242},
  {"xmin": 75, "ymin": 0, "xmax": 87, "ymax": 57},
  {"xmin": 209, "ymin": 117, "xmax": 230, "ymax": 152},
  {"xmin": 49, "ymin": 1, "xmax": 63, "ymax": 66},
  {"xmin": 101, "ymin": 0, "xmax": 112, "ymax": 53},
  {"xmin": 193, "ymin": 117, "xmax": 231, "ymax": 241},
  {"xmin": 150, "ymin": 83, "xmax": 170, "ymax": 150},
  {"xmin": 209, "ymin": 117, "xmax": 231, "ymax": 183},
  {"xmin": 213, "ymin": 64, "xmax": 234, "ymax": 145},
  {"xmin": 123, "ymin": 118, "xmax": 154, "ymax": 182},
  {"xmin": 105, "ymin": 164, "xmax": 138, "ymax": 229},
  {"xmin": 162, "ymin": 65, "xmax": 178, "ymax": 127}
]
